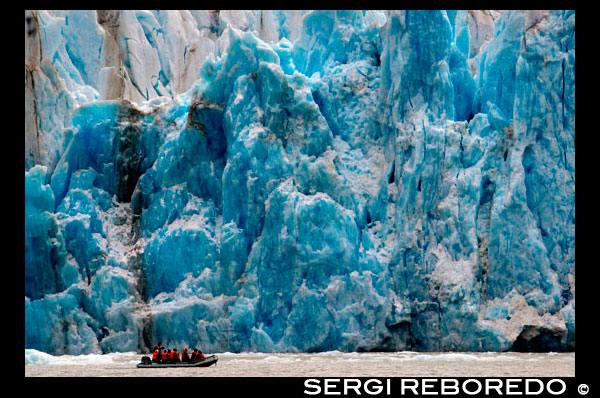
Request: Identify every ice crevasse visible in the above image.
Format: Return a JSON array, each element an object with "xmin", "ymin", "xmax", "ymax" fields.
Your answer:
[{"xmin": 25, "ymin": 10, "xmax": 575, "ymax": 354}]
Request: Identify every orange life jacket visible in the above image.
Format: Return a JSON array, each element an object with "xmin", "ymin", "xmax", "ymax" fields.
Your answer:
[
  {"xmin": 152, "ymin": 351, "xmax": 159, "ymax": 360},
  {"xmin": 161, "ymin": 351, "xmax": 168, "ymax": 360}
]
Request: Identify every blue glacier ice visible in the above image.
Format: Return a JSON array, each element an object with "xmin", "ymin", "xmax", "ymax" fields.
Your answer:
[{"xmin": 25, "ymin": 10, "xmax": 575, "ymax": 354}]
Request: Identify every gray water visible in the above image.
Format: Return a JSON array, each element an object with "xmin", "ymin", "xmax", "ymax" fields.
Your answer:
[{"xmin": 25, "ymin": 350, "xmax": 574, "ymax": 377}]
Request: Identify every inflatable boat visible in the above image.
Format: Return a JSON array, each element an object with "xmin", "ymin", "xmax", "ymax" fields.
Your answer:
[{"xmin": 137, "ymin": 355, "xmax": 218, "ymax": 368}]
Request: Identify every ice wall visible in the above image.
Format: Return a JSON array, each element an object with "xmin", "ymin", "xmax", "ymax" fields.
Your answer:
[
  {"xmin": 25, "ymin": 10, "xmax": 575, "ymax": 354},
  {"xmin": 24, "ymin": 10, "xmax": 309, "ymax": 173}
]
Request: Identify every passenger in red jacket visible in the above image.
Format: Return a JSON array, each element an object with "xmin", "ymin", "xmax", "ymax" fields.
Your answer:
[
  {"xmin": 161, "ymin": 349, "xmax": 168, "ymax": 363},
  {"xmin": 170, "ymin": 349, "xmax": 179, "ymax": 363},
  {"xmin": 152, "ymin": 342, "xmax": 164, "ymax": 353},
  {"xmin": 181, "ymin": 348, "xmax": 190, "ymax": 362},
  {"xmin": 152, "ymin": 349, "xmax": 160, "ymax": 363}
]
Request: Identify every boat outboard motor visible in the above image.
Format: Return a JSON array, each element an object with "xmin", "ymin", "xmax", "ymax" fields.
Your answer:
[{"xmin": 141, "ymin": 356, "xmax": 152, "ymax": 365}]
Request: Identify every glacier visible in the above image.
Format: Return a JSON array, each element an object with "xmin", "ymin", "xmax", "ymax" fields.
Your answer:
[{"xmin": 25, "ymin": 10, "xmax": 575, "ymax": 355}]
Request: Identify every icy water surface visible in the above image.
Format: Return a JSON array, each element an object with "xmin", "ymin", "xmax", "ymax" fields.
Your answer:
[{"xmin": 25, "ymin": 350, "xmax": 574, "ymax": 377}]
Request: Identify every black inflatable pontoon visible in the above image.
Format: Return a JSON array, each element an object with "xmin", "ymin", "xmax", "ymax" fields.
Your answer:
[{"xmin": 137, "ymin": 355, "xmax": 218, "ymax": 368}]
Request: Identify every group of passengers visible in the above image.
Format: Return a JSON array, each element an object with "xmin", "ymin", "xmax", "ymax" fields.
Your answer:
[{"xmin": 151, "ymin": 342, "xmax": 205, "ymax": 364}]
